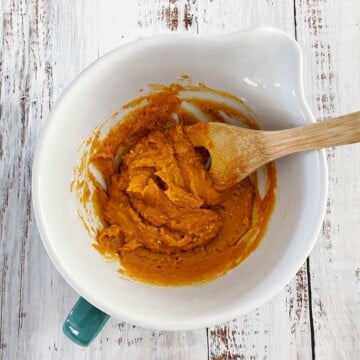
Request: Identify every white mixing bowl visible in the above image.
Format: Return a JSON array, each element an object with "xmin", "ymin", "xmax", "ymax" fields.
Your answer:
[{"xmin": 32, "ymin": 27, "xmax": 327, "ymax": 331}]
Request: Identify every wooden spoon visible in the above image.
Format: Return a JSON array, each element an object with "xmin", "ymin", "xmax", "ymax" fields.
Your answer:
[{"xmin": 185, "ymin": 111, "xmax": 360, "ymax": 190}]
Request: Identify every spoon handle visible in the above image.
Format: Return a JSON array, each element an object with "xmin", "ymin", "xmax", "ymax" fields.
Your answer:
[{"xmin": 266, "ymin": 111, "xmax": 360, "ymax": 157}]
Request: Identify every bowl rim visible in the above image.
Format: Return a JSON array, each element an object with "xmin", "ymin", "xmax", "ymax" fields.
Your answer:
[{"xmin": 32, "ymin": 26, "xmax": 328, "ymax": 330}]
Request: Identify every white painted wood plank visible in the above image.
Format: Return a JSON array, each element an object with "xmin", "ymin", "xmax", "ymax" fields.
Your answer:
[
  {"xmin": 189, "ymin": 1, "xmax": 312, "ymax": 359},
  {"xmin": 295, "ymin": 0, "xmax": 360, "ymax": 359},
  {"xmin": 0, "ymin": 1, "xmax": 100, "ymax": 359}
]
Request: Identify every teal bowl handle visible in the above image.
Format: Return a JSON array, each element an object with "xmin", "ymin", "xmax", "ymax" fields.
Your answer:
[{"xmin": 63, "ymin": 297, "xmax": 110, "ymax": 346}]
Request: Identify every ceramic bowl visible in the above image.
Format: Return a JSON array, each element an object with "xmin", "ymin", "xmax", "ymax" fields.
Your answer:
[{"xmin": 32, "ymin": 27, "xmax": 327, "ymax": 335}]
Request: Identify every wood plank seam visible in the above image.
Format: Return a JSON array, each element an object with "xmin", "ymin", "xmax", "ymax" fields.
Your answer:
[
  {"xmin": 306, "ymin": 258, "xmax": 316, "ymax": 360},
  {"xmin": 296, "ymin": 0, "xmax": 360, "ymax": 358},
  {"xmin": 293, "ymin": 2, "xmax": 316, "ymax": 359}
]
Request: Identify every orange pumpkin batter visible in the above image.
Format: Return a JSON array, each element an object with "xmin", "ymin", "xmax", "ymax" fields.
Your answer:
[{"xmin": 74, "ymin": 83, "xmax": 276, "ymax": 286}]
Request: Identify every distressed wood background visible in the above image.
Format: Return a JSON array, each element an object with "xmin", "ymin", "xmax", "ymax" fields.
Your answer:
[{"xmin": 0, "ymin": 0, "xmax": 359, "ymax": 359}]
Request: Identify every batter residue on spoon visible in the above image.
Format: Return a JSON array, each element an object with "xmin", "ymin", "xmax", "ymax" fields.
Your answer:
[{"xmin": 73, "ymin": 82, "xmax": 277, "ymax": 286}]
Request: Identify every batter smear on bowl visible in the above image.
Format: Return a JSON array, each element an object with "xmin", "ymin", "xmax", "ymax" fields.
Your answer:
[{"xmin": 73, "ymin": 83, "xmax": 277, "ymax": 286}]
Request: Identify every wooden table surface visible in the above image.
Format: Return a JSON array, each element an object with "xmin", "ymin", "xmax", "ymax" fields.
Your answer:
[{"xmin": 1, "ymin": 1, "xmax": 359, "ymax": 359}]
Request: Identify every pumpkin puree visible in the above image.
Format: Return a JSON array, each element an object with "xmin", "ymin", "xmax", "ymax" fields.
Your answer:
[{"xmin": 77, "ymin": 83, "xmax": 276, "ymax": 286}]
